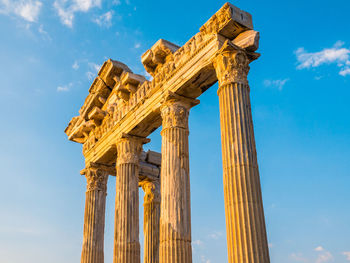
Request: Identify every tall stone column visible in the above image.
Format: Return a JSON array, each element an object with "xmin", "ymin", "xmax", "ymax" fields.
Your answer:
[
  {"xmin": 113, "ymin": 135, "xmax": 148, "ymax": 263},
  {"xmin": 213, "ymin": 44, "xmax": 270, "ymax": 263},
  {"xmin": 141, "ymin": 180, "xmax": 161, "ymax": 263},
  {"xmin": 80, "ymin": 163, "xmax": 112, "ymax": 263},
  {"xmin": 159, "ymin": 93, "xmax": 199, "ymax": 263}
]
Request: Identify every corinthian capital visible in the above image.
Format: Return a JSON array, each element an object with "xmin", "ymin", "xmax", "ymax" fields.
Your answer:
[
  {"xmin": 116, "ymin": 134, "xmax": 150, "ymax": 166},
  {"xmin": 213, "ymin": 42, "xmax": 251, "ymax": 87},
  {"xmin": 81, "ymin": 163, "xmax": 113, "ymax": 192},
  {"xmin": 160, "ymin": 91, "xmax": 199, "ymax": 130},
  {"xmin": 140, "ymin": 180, "xmax": 160, "ymax": 205}
]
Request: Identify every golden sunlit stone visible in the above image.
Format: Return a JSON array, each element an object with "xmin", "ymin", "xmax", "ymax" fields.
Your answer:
[{"xmin": 65, "ymin": 2, "xmax": 269, "ymax": 263}]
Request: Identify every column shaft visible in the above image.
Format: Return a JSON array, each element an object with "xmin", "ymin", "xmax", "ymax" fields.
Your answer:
[
  {"xmin": 159, "ymin": 97, "xmax": 197, "ymax": 263},
  {"xmin": 142, "ymin": 181, "xmax": 161, "ymax": 263},
  {"xmin": 215, "ymin": 47, "xmax": 270, "ymax": 263},
  {"xmin": 81, "ymin": 167, "xmax": 108, "ymax": 263},
  {"xmin": 113, "ymin": 136, "xmax": 146, "ymax": 263}
]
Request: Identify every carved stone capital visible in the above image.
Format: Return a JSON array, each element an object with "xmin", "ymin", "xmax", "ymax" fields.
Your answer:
[
  {"xmin": 213, "ymin": 44, "xmax": 250, "ymax": 87},
  {"xmin": 160, "ymin": 92, "xmax": 199, "ymax": 130},
  {"xmin": 140, "ymin": 180, "xmax": 160, "ymax": 205},
  {"xmin": 116, "ymin": 134, "xmax": 150, "ymax": 166},
  {"xmin": 80, "ymin": 163, "xmax": 113, "ymax": 193}
]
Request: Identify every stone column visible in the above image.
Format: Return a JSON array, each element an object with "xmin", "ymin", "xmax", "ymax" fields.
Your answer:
[
  {"xmin": 159, "ymin": 92, "xmax": 199, "ymax": 263},
  {"xmin": 141, "ymin": 180, "xmax": 161, "ymax": 263},
  {"xmin": 80, "ymin": 163, "xmax": 112, "ymax": 263},
  {"xmin": 213, "ymin": 44, "xmax": 270, "ymax": 263},
  {"xmin": 113, "ymin": 135, "xmax": 148, "ymax": 263}
]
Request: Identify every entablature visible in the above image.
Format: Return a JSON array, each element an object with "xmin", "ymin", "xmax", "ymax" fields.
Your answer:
[{"xmin": 65, "ymin": 2, "xmax": 260, "ymax": 165}]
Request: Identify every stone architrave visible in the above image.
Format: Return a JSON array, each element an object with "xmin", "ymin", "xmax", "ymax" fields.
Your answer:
[
  {"xmin": 140, "ymin": 180, "xmax": 161, "ymax": 263},
  {"xmin": 113, "ymin": 135, "xmax": 149, "ymax": 263},
  {"xmin": 213, "ymin": 42, "xmax": 270, "ymax": 263},
  {"xmin": 159, "ymin": 92, "xmax": 199, "ymax": 263},
  {"xmin": 80, "ymin": 163, "xmax": 113, "ymax": 263}
]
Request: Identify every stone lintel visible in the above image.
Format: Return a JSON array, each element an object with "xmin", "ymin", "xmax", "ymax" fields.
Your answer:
[
  {"xmin": 161, "ymin": 91, "xmax": 200, "ymax": 109},
  {"xmin": 200, "ymin": 2, "xmax": 253, "ymax": 40},
  {"xmin": 232, "ymin": 30, "xmax": 260, "ymax": 52}
]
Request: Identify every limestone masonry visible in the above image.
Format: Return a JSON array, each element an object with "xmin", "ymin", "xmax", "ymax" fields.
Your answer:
[{"xmin": 65, "ymin": 2, "xmax": 270, "ymax": 263}]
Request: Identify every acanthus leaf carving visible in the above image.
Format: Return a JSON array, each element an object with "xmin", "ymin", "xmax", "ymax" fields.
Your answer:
[
  {"xmin": 213, "ymin": 41, "xmax": 250, "ymax": 87},
  {"xmin": 140, "ymin": 180, "xmax": 160, "ymax": 205},
  {"xmin": 81, "ymin": 163, "xmax": 113, "ymax": 193}
]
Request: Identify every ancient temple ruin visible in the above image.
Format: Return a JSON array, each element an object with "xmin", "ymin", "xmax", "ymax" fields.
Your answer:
[{"xmin": 65, "ymin": 2, "xmax": 270, "ymax": 263}]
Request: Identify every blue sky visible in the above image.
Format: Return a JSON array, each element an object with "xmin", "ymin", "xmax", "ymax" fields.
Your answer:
[{"xmin": 0, "ymin": 0, "xmax": 350, "ymax": 262}]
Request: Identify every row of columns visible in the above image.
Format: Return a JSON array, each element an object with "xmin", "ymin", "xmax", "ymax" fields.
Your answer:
[{"xmin": 80, "ymin": 46, "xmax": 270, "ymax": 263}]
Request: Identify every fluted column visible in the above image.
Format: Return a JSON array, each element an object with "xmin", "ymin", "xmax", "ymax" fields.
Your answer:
[
  {"xmin": 80, "ymin": 163, "xmax": 112, "ymax": 263},
  {"xmin": 213, "ymin": 43, "xmax": 270, "ymax": 263},
  {"xmin": 141, "ymin": 180, "xmax": 161, "ymax": 263},
  {"xmin": 159, "ymin": 92, "xmax": 199, "ymax": 263},
  {"xmin": 113, "ymin": 135, "xmax": 148, "ymax": 263}
]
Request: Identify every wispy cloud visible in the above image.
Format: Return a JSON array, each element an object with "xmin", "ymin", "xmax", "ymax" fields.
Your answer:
[
  {"xmin": 264, "ymin": 78, "xmax": 289, "ymax": 91},
  {"xmin": 208, "ymin": 231, "xmax": 223, "ymax": 240},
  {"xmin": 86, "ymin": 62, "xmax": 101, "ymax": 80},
  {"xmin": 316, "ymin": 252, "xmax": 333, "ymax": 263},
  {"xmin": 112, "ymin": 0, "xmax": 121, "ymax": 6},
  {"xmin": 314, "ymin": 246, "xmax": 333, "ymax": 263},
  {"xmin": 315, "ymin": 246, "xmax": 324, "ymax": 252},
  {"xmin": 343, "ymin": 252, "xmax": 350, "ymax": 261},
  {"xmin": 93, "ymin": 10, "xmax": 113, "ymax": 27},
  {"xmin": 200, "ymin": 255, "xmax": 211, "ymax": 263},
  {"xmin": 57, "ymin": 82, "xmax": 73, "ymax": 92},
  {"xmin": 134, "ymin": 42, "xmax": 141, "ymax": 49},
  {"xmin": 193, "ymin": 240, "xmax": 203, "ymax": 246},
  {"xmin": 53, "ymin": 0, "xmax": 102, "ymax": 27},
  {"xmin": 290, "ymin": 253, "xmax": 309, "ymax": 262},
  {"xmin": 296, "ymin": 41, "xmax": 350, "ymax": 77},
  {"xmin": 72, "ymin": 60, "xmax": 79, "ymax": 70},
  {"xmin": 0, "ymin": 0, "xmax": 42, "ymax": 22},
  {"xmin": 38, "ymin": 24, "xmax": 51, "ymax": 40}
]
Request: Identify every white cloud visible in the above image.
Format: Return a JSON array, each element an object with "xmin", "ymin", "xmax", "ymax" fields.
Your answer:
[
  {"xmin": 315, "ymin": 247, "xmax": 333, "ymax": 263},
  {"xmin": 53, "ymin": 0, "xmax": 101, "ymax": 27},
  {"xmin": 112, "ymin": 0, "xmax": 121, "ymax": 5},
  {"xmin": 93, "ymin": 10, "xmax": 113, "ymax": 27},
  {"xmin": 38, "ymin": 24, "xmax": 51, "ymax": 40},
  {"xmin": 315, "ymin": 246, "xmax": 324, "ymax": 252},
  {"xmin": 200, "ymin": 255, "xmax": 211, "ymax": 263},
  {"xmin": 296, "ymin": 41, "xmax": 350, "ymax": 77},
  {"xmin": 193, "ymin": 240, "xmax": 203, "ymax": 246},
  {"xmin": 72, "ymin": 61, "xmax": 79, "ymax": 70},
  {"xmin": 86, "ymin": 62, "xmax": 101, "ymax": 80},
  {"xmin": 316, "ymin": 251, "xmax": 333, "ymax": 263},
  {"xmin": 290, "ymin": 253, "xmax": 309, "ymax": 262},
  {"xmin": 343, "ymin": 252, "xmax": 350, "ymax": 261},
  {"xmin": 134, "ymin": 42, "xmax": 141, "ymax": 49},
  {"xmin": 0, "ymin": 0, "xmax": 42, "ymax": 22},
  {"xmin": 264, "ymin": 78, "xmax": 289, "ymax": 91},
  {"xmin": 57, "ymin": 82, "xmax": 73, "ymax": 92},
  {"xmin": 339, "ymin": 68, "xmax": 350, "ymax": 76},
  {"xmin": 208, "ymin": 231, "xmax": 223, "ymax": 240}
]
